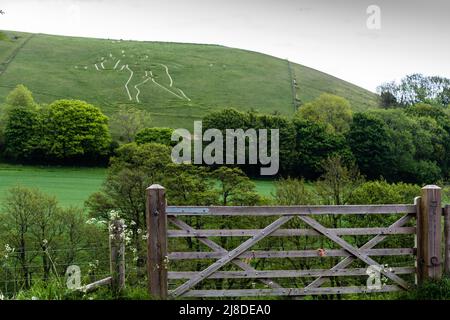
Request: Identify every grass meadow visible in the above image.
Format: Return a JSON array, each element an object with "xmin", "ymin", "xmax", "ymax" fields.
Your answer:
[
  {"xmin": 0, "ymin": 164, "xmax": 277, "ymax": 207},
  {"xmin": 0, "ymin": 31, "xmax": 378, "ymax": 130}
]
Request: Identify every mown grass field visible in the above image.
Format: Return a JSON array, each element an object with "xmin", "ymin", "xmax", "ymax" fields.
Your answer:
[
  {"xmin": 0, "ymin": 164, "xmax": 277, "ymax": 207},
  {"xmin": 0, "ymin": 30, "xmax": 378, "ymax": 129},
  {"xmin": 0, "ymin": 164, "xmax": 107, "ymax": 207}
]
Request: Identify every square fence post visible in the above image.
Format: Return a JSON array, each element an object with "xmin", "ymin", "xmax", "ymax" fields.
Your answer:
[
  {"xmin": 146, "ymin": 184, "xmax": 168, "ymax": 299},
  {"xmin": 416, "ymin": 185, "xmax": 442, "ymax": 284}
]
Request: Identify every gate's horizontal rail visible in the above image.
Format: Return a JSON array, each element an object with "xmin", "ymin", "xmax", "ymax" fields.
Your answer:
[
  {"xmin": 168, "ymin": 248, "xmax": 415, "ymax": 260},
  {"xmin": 166, "ymin": 205, "xmax": 416, "ymax": 216},
  {"xmin": 168, "ymin": 267, "xmax": 415, "ymax": 279},
  {"xmin": 177, "ymin": 285, "xmax": 402, "ymax": 297},
  {"xmin": 167, "ymin": 227, "xmax": 415, "ymax": 238}
]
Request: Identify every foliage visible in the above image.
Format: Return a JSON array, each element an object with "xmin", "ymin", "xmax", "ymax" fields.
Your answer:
[
  {"xmin": 42, "ymin": 100, "xmax": 112, "ymax": 162},
  {"xmin": 5, "ymin": 84, "xmax": 35, "ymax": 108},
  {"xmin": 347, "ymin": 113, "xmax": 393, "ymax": 180},
  {"xmin": 2, "ymin": 94, "xmax": 112, "ymax": 164},
  {"xmin": 109, "ymin": 105, "xmax": 152, "ymax": 143},
  {"xmin": 3, "ymin": 105, "xmax": 41, "ymax": 161},
  {"xmin": 202, "ymin": 108, "xmax": 297, "ymax": 176},
  {"xmin": 295, "ymin": 93, "xmax": 353, "ymax": 134},
  {"xmin": 292, "ymin": 118, "xmax": 350, "ymax": 179},
  {"xmin": 0, "ymin": 186, "xmax": 106, "ymax": 295},
  {"xmin": 348, "ymin": 180, "xmax": 420, "ymax": 205},
  {"xmin": 316, "ymin": 155, "xmax": 364, "ymax": 205},
  {"xmin": 400, "ymin": 277, "xmax": 450, "ymax": 300},
  {"xmin": 85, "ymin": 142, "xmax": 219, "ymax": 268},
  {"xmin": 273, "ymin": 178, "xmax": 315, "ymax": 205},
  {"xmin": 135, "ymin": 127, "xmax": 175, "ymax": 146},
  {"xmin": 213, "ymin": 166, "xmax": 260, "ymax": 206},
  {"xmin": 377, "ymin": 74, "xmax": 450, "ymax": 107}
]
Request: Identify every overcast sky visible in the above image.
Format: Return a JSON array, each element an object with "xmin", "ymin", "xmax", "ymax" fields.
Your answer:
[{"xmin": 1, "ymin": 0, "xmax": 449, "ymax": 92}]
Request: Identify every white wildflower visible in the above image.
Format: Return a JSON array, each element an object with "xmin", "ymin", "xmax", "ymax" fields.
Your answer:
[
  {"xmin": 109, "ymin": 210, "xmax": 121, "ymax": 220},
  {"xmin": 86, "ymin": 218, "xmax": 97, "ymax": 225}
]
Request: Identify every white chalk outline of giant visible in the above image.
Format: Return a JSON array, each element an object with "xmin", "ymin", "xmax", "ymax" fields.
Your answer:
[{"xmin": 75, "ymin": 49, "xmax": 191, "ymax": 103}]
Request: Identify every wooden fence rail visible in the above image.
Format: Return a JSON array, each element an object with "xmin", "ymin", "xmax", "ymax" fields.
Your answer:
[{"xmin": 146, "ymin": 184, "xmax": 447, "ymax": 299}]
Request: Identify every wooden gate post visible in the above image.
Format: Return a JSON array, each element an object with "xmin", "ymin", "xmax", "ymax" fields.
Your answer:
[
  {"xmin": 109, "ymin": 219, "xmax": 126, "ymax": 293},
  {"xmin": 417, "ymin": 185, "xmax": 442, "ymax": 284},
  {"xmin": 444, "ymin": 205, "xmax": 450, "ymax": 276},
  {"xmin": 146, "ymin": 184, "xmax": 168, "ymax": 299}
]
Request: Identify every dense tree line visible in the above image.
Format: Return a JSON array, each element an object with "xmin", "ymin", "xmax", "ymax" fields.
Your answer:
[
  {"xmin": 378, "ymin": 74, "xmax": 450, "ymax": 108},
  {"xmin": 0, "ymin": 84, "xmax": 449, "ymax": 184},
  {"xmin": 0, "ymin": 85, "xmax": 112, "ymax": 164},
  {"xmin": 202, "ymin": 94, "xmax": 450, "ymax": 184}
]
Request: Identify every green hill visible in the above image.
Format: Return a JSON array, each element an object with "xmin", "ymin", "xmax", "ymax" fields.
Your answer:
[{"xmin": 0, "ymin": 30, "xmax": 378, "ymax": 129}]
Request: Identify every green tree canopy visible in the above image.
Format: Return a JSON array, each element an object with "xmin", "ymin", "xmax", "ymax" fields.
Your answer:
[
  {"xmin": 347, "ymin": 113, "xmax": 393, "ymax": 180},
  {"xmin": 295, "ymin": 93, "xmax": 353, "ymax": 134},
  {"xmin": 135, "ymin": 127, "xmax": 175, "ymax": 146},
  {"xmin": 5, "ymin": 84, "xmax": 36, "ymax": 108},
  {"xmin": 109, "ymin": 105, "xmax": 152, "ymax": 143},
  {"xmin": 42, "ymin": 100, "xmax": 111, "ymax": 161}
]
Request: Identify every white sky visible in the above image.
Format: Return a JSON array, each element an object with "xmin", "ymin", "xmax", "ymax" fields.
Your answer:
[{"xmin": 1, "ymin": 0, "xmax": 449, "ymax": 92}]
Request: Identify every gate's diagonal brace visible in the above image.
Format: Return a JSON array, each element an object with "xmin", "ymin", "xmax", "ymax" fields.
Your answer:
[
  {"xmin": 299, "ymin": 216, "xmax": 410, "ymax": 290},
  {"xmin": 170, "ymin": 215, "xmax": 294, "ymax": 298},
  {"xmin": 168, "ymin": 217, "xmax": 283, "ymax": 289},
  {"xmin": 305, "ymin": 214, "xmax": 413, "ymax": 289}
]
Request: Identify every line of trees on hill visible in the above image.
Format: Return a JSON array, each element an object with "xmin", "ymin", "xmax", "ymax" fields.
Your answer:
[
  {"xmin": 202, "ymin": 95, "xmax": 450, "ymax": 184},
  {"xmin": 0, "ymin": 83, "xmax": 449, "ymax": 184},
  {"xmin": 0, "ymin": 85, "xmax": 112, "ymax": 165}
]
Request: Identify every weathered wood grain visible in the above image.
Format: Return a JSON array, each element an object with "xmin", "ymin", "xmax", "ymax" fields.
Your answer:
[
  {"xmin": 168, "ymin": 267, "xmax": 415, "ymax": 279},
  {"xmin": 146, "ymin": 185, "xmax": 168, "ymax": 299},
  {"xmin": 305, "ymin": 214, "xmax": 413, "ymax": 289},
  {"xmin": 299, "ymin": 216, "xmax": 410, "ymax": 289},
  {"xmin": 166, "ymin": 205, "xmax": 416, "ymax": 216},
  {"xmin": 167, "ymin": 227, "xmax": 415, "ymax": 238},
  {"xmin": 168, "ymin": 216, "xmax": 283, "ymax": 289},
  {"xmin": 417, "ymin": 185, "xmax": 442, "ymax": 282},
  {"xmin": 168, "ymin": 248, "xmax": 415, "ymax": 260},
  {"xmin": 179, "ymin": 285, "xmax": 402, "ymax": 297},
  {"xmin": 81, "ymin": 277, "xmax": 112, "ymax": 293},
  {"xmin": 170, "ymin": 216, "xmax": 293, "ymax": 297}
]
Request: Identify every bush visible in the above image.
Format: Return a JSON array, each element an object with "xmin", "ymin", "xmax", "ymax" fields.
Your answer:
[
  {"xmin": 348, "ymin": 180, "xmax": 420, "ymax": 205},
  {"xmin": 400, "ymin": 277, "xmax": 450, "ymax": 300},
  {"xmin": 3, "ymin": 98, "xmax": 112, "ymax": 164},
  {"xmin": 135, "ymin": 127, "xmax": 175, "ymax": 146},
  {"xmin": 42, "ymin": 100, "xmax": 111, "ymax": 163},
  {"xmin": 5, "ymin": 84, "xmax": 35, "ymax": 108}
]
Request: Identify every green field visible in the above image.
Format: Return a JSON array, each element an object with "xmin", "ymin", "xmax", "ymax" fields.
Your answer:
[
  {"xmin": 0, "ymin": 164, "xmax": 107, "ymax": 207},
  {"xmin": 0, "ymin": 164, "xmax": 277, "ymax": 207},
  {"xmin": 0, "ymin": 30, "xmax": 378, "ymax": 129}
]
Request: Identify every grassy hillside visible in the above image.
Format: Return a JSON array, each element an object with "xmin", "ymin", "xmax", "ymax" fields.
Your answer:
[{"xmin": 0, "ymin": 30, "xmax": 378, "ymax": 129}]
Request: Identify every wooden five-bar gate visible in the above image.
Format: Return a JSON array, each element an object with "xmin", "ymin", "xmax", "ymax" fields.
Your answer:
[{"xmin": 145, "ymin": 184, "xmax": 450, "ymax": 299}]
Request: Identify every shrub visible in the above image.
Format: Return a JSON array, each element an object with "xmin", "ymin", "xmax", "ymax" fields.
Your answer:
[
  {"xmin": 135, "ymin": 127, "xmax": 175, "ymax": 146},
  {"xmin": 400, "ymin": 277, "xmax": 450, "ymax": 300}
]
